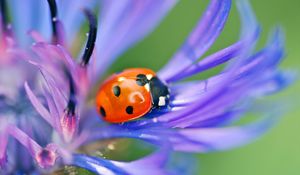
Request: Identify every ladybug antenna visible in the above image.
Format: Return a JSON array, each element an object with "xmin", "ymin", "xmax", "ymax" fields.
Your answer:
[
  {"xmin": 81, "ymin": 9, "xmax": 97, "ymax": 66},
  {"xmin": 47, "ymin": 0, "xmax": 59, "ymax": 44},
  {"xmin": 0, "ymin": 0, "xmax": 9, "ymax": 33},
  {"xmin": 63, "ymin": 67, "xmax": 77, "ymax": 115}
]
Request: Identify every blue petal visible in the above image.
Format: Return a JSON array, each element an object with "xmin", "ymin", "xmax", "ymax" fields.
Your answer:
[
  {"xmin": 8, "ymin": 0, "xmax": 51, "ymax": 46},
  {"xmin": 159, "ymin": 0, "xmax": 261, "ymax": 82},
  {"xmin": 166, "ymin": 153, "xmax": 198, "ymax": 175},
  {"xmin": 169, "ymin": 114, "xmax": 281, "ymax": 152},
  {"xmin": 250, "ymin": 71, "xmax": 296, "ymax": 96},
  {"xmin": 72, "ymin": 154, "xmax": 130, "ymax": 175},
  {"xmin": 72, "ymin": 144, "xmax": 171, "ymax": 175},
  {"xmin": 156, "ymin": 26, "xmax": 286, "ymax": 128}
]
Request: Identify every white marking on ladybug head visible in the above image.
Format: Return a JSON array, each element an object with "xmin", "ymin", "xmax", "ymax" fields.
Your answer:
[
  {"xmin": 146, "ymin": 74, "xmax": 153, "ymax": 80},
  {"xmin": 158, "ymin": 96, "xmax": 166, "ymax": 106},
  {"xmin": 145, "ymin": 84, "xmax": 150, "ymax": 92}
]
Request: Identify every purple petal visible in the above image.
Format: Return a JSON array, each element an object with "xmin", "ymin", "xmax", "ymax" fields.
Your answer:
[
  {"xmin": 42, "ymin": 86, "xmax": 61, "ymax": 131},
  {"xmin": 170, "ymin": 42, "xmax": 244, "ymax": 81},
  {"xmin": 39, "ymin": 68, "xmax": 67, "ymax": 115},
  {"xmin": 185, "ymin": 108, "xmax": 247, "ymax": 128},
  {"xmin": 160, "ymin": 0, "xmax": 262, "ymax": 82},
  {"xmin": 250, "ymin": 71, "xmax": 295, "ymax": 96},
  {"xmin": 4, "ymin": 124, "xmax": 62, "ymax": 169},
  {"xmin": 6, "ymin": 125, "xmax": 42, "ymax": 157},
  {"xmin": 0, "ymin": 123, "xmax": 8, "ymax": 168},
  {"xmin": 24, "ymin": 82, "xmax": 55, "ymax": 129},
  {"xmin": 105, "ymin": 113, "xmax": 277, "ymax": 153},
  {"xmin": 160, "ymin": 27, "xmax": 285, "ymax": 127}
]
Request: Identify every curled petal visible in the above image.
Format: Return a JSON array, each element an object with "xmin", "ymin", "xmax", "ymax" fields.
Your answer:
[
  {"xmin": 72, "ymin": 154, "xmax": 130, "ymax": 175},
  {"xmin": 170, "ymin": 42, "xmax": 244, "ymax": 81},
  {"xmin": 159, "ymin": 0, "xmax": 261, "ymax": 82},
  {"xmin": 250, "ymin": 71, "xmax": 295, "ymax": 96},
  {"xmin": 72, "ymin": 144, "xmax": 171, "ymax": 175}
]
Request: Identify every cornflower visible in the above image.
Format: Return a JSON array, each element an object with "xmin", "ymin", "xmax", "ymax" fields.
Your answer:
[{"xmin": 0, "ymin": 0, "xmax": 292, "ymax": 174}]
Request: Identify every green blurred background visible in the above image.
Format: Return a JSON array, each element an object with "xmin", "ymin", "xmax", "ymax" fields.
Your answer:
[{"xmin": 107, "ymin": 0, "xmax": 300, "ymax": 175}]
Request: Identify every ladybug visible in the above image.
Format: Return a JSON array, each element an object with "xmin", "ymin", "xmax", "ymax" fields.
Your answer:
[{"xmin": 96, "ymin": 68, "xmax": 170, "ymax": 123}]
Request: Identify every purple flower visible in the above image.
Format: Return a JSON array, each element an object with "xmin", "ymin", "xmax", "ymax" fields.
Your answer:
[{"xmin": 0, "ymin": 0, "xmax": 292, "ymax": 174}]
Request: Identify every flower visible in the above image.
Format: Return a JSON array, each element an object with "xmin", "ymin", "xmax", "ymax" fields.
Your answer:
[{"xmin": 0, "ymin": 0, "xmax": 292, "ymax": 174}]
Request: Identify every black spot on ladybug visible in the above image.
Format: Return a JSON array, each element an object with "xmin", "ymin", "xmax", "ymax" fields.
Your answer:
[
  {"xmin": 113, "ymin": 85, "xmax": 121, "ymax": 97},
  {"xmin": 136, "ymin": 74, "xmax": 149, "ymax": 86},
  {"xmin": 126, "ymin": 106, "xmax": 133, "ymax": 114},
  {"xmin": 100, "ymin": 106, "xmax": 106, "ymax": 117}
]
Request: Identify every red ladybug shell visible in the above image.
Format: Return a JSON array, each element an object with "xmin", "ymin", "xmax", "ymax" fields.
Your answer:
[{"xmin": 96, "ymin": 68, "xmax": 156, "ymax": 123}]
